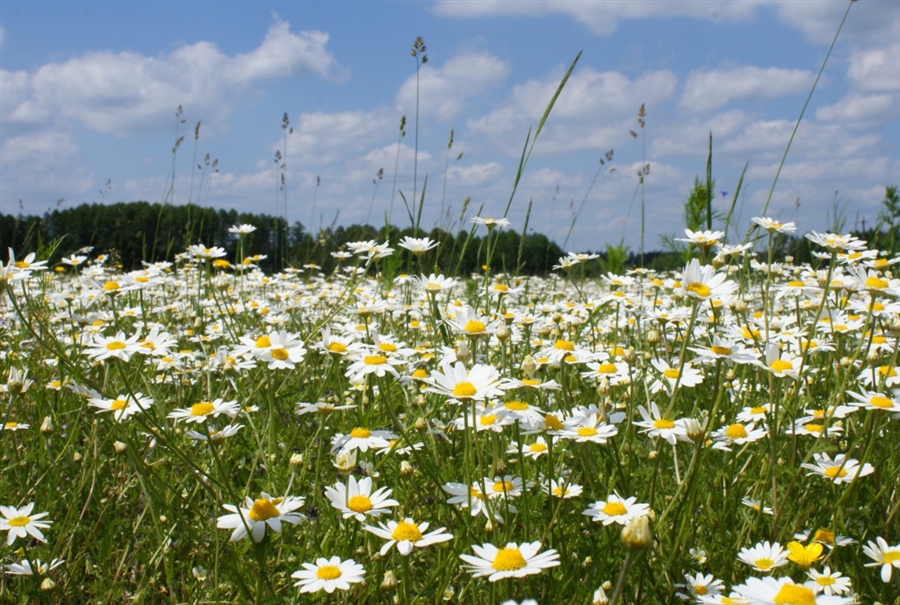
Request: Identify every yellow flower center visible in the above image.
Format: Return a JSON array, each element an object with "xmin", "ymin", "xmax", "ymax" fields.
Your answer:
[
  {"xmin": 255, "ymin": 336, "xmax": 271, "ymax": 348},
  {"xmin": 504, "ymin": 400, "xmax": 528, "ymax": 411},
  {"xmin": 411, "ymin": 368, "xmax": 428, "ymax": 379},
  {"xmin": 364, "ymin": 355, "xmax": 387, "ymax": 365},
  {"xmin": 452, "ymin": 382, "xmax": 477, "ymax": 398},
  {"xmin": 805, "ymin": 424, "xmax": 823, "ymax": 434},
  {"xmin": 883, "ymin": 551, "xmax": 900, "ymax": 563},
  {"xmin": 787, "ymin": 280, "xmax": 805, "ymax": 288},
  {"xmin": 577, "ymin": 427, "xmax": 598, "ymax": 437},
  {"xmin": 103, "ymin": 281, "xmax": 120, "ymax": 291},
  {"xmin": 492, "ymin": 547, "xmax": 527, "ymax": 571},
  {"xmin": 191, "ymin": 402, "xmax": 215, "ymax": 416},
  {"xmin": 347, "ymin": 495, "xmax": 372, "ymax": 513},
  {"xmin": 596, "ymin": 363, "xmax": 618, "ymax": 374},
  {"xmin": 316, "ymin": 565, "xmax": 342, "ymax": 580},
  {"xmin": 271, "ymin": 348, "xmax": 289, "ymax": 361},
  {"xmin": 878, "ymin": 365, "xmax": 897, "ymax": 377},
  {"xmin": 602, "ymin": 502, "xmax": 627, "ymax": 516},
  {"xmin": 663, "ymin": 368, "xmax": 680, "ymax": 379},
  {"xmin": 710, "ymin": 346, "xmax": 732, "ymax": 355},
  {"xmin": 479, "ymin": 414, "xmax": 498, "ymax": 426},
  {"xmin": 494, "ymin": 284, "xmax": 509, "ymax": 292},
  {"xmin": 750, "ymin": 406, "xmax": 767, "ymax": 415},
  {"xmin": 350, "ymin": 428, "xmax": 371, "ymax": 439},
  {"xmin": 327, "ymin": 342, "xmax": 347, "ymax": 353},
  {"xmin": 772, "ymin": 584, "xmax": 816, "ymax": 605},
  {"xmin": 528, "ymin": 442, "xmax": 547, "ymax": 453},
  {"xmin": 686, "ymin": 282, "xmax": 711, "ymax": 298},
  {"xmin": 492, "ymin": 481, "xmax": 514, "ymax": 493},
  {"xmin": 248, "ymin": 498, "xmax": 280, "ymax": 521},
  {"xmin": 106, "ymin": 341, "xmax": 127, "ymax": 350},
  {"xmin": 554, "ymin": 339, "xmax": 575, "ymax": 351},
  {"xmin": 870, "ymin": 395, "xmax": 893, "ymax": 408},
  {"xmin": 464, "ymin": 320, "xmax": 486, "ymax": 333},
  {"xmin": 824, "ymin": 466, "xmax": 847, "ymax": 479},
  {"xmin": 378, "ymin": 343, "xmax": 398, "ymax": 353},
  {"xmin": 814, "ymin": 576, "xmax": 834, "ymax": 586},
  {"xmin": 522, "ymin": 378, "xmax": 541, "ymax": 385},
  {"xmin": 391, "ymin": 521, "xmax": 423, "ymax": 542},
  {"xmin": 866, "ymin": 276, "xmax": 888, "ymax": 289},
  {"xmin": 754, "ymin": 557, "xmax": 775, "ymax": 570},
  {"xmin": 110, "ymin": 399, "xmax": 127, "ymax": 411},
  {"xmin": 8, "ymin": 516, "xmax": 30, "ymax": 527},
  {"xmin": 811, "ymin": 529, "xmax": 834, "ymax": 544},
  {"xmin": 725, "ymin": 424, "xmax": 748, "ymax": 439},
  {"xmin": 653, "ymin": 418, "xmax": 675, "ymax": 430},
  {"xmin": 544, "ymin": 414, "xmax": 564, "ymax": 431},
  {"xmin": 770, "ymin": 359, "xmax": 793, "ymax": 372}
]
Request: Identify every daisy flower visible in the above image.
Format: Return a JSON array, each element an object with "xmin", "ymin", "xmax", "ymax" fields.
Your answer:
[
  {"xmin": 168, "ymin": 398, "xmax": 240, "ymax": 423},
  {"xmin": 680, "ymin": 258, "xmax": 737, "ymax": 301},
  {"xmin": 444, "ymin": 306, "xmax": 503, "ymax": 339},
  {"xmin": 741, "ymin": 497, "xmax": 773, "ymax": 515},
  {"xmin": 397, "ymin": 236, "xmax": 438, "ymax": 255},
  {"xmin": 325, "ymin": 475, "xmax": 399, "ymax": 522},
  {"xmin": 846, "ymin": 389, "xmax": 900, "ymax": 413},
  {"xmin": 649, "ymin": 358, "xmax": 704, "ymax": 393},
  {"xmin": 710, "ymin": 422, "xmax": 767, "ymax": 451},
  {"xmin": 344, "ymin": 351, "xmax": 403, "ymax": 382},
  {"xmin": 331, "ymin": 427, "xmax": 397, "ymax": 455},
  {"xmin": 1, "ymin": 502, "xmax": 53, "ymax": 545},
  {"xmin": 185, "ymin": 423, "xmax": 244, "ymax": 443},
  {"xmin": 751, "ymin": 216, "xmax": 797, "ymax": 234},
  {"xmin": 460, "ymin": 541, "xmax": 559, "ymax": 582},
  {"xmin": 806, "ymin": 566, "xmax": 852, "ymax": 596},
  {"xmin": 423, "ymin": 360, "xmax": 508, "ymax": 402},
  {"xmin": 541, "ymin": 478, "xmax": 583, "ymax": 499},
  {"xmin": 862, "ymin": 536, "xmax": 900, "ymax": 582},
  {"xmin": 736, "ymin": 540, "xmax": 789, "ymax": 572},
  {"xmin": 792, "ymin": 528, "xmax": 855, "ymax": 549},
  {"xmin": 508, "ymin": 436, "xmax": 550, "ymax": 459},
  {"xmin": 635, "ymin": 403, "xmax": 687, "ymax": 445},
  {"xmin": 583, "ymin": 493, "xmax": 649, "ymax": 526},
  {"xmin": 805, "ymin": 231, "xmax": 867, "ymax": 253},
  {"xmin": 557, "ymin": 413, "xmax": 619, "ymax": 444},
  {"xmin": 676, "ymin": 229, "xmax": 725, "ymax": 248},
  {"xmin": 216, "ymin": 493, "xmax": 305, "ymax": 542},
  {"xmin": 363, "ymin": 518, "xmax": 453, "ymax": 556},
  {"xmin": 417, "ymin": 273, "xmax": 457, "ymax": 294},
  {"xmin": 84, "ymin": 330, "xmax": 142, "ymax": 362},
  {"xmin": 733, "ymin": 575, "xmax": 855, "ymax": 604},
  {"xmin": 3, "ymin": 557, "xmax": 65, "ymax": 576},
  {"xmin": 675, "ymin": 572, "xmax": 724, "ymax": 601},
  {"xmin": 292, "ymin": 556, "xmax": 365, "ymax": 594},
  {"xmin": 471, "ymin": 216, "xmax": 511, "ymax": 230},
  {"xmin": 89, "ymin": 392, "xmax": 154, "ymax": 423},
  {"xmin": 800, "ymin": 452, "xmax": 873, "ymax": 484}
]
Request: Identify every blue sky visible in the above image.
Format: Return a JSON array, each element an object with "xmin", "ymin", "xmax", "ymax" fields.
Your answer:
[{"xmin": 2, "ymin": 1, "xmax": 898, "ymax": 253}]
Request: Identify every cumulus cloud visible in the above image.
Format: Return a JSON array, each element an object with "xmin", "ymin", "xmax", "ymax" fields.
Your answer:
[
  {"xmin": 680, "ymin": 66, "xmax": 814, "ymax": 113},
  {"xmin": 286, "ymin": 110, "xmax": 396, "ymax": 165},
  {"xmin": 395, "ymin": 51, "xmax": 509, "ymax": 121},
  {"xmin": 1, "ymin": 20, "xmax": 340, "ymax": 135},
  {"xmin": 847, "ymin": 43, "xmax": 900, "ymax": 92},
  {"xmin": 815, "ymin": 93, "xmax": 896, "ymax": 125},
  {"xmin": 0, "ymin": 132, "xmax": 94, "ymax": 197},
  {"xmin": 434, "ymin": 1, "xmax": 757, "ymax": 36}
]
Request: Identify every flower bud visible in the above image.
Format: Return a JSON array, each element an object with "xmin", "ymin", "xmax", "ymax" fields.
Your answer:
[
  {"xmin": 40, "ymin": 416, "xmax": 54, "ymax": 435},
  {"xmin": 289, "ymin": 453, "xmax": 304, "ymax": 468},
  {"xmin": 621, "ymin": 514, "xmax": 652, "ymax": 550},
  {"xmin": 381, "ymin": 569, "xmax": 399, "ymax": 590},
  {"xmin": 592, "ymin": 586, "xmax": 609, "ymax": 605},
  {"xmin": 113, "ymin": 441, "xmax": 127, "ymax": 454}
]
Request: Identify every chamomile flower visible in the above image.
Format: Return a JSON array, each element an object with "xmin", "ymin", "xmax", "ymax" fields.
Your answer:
[
  {"xmin": 846, "ymin": 389, "xmax": 900, "ymax": 413},
  {"xmin": 736, "ymin": 540, "xmax": 789, "ymax": 572},
  {"xmin": 675, "ymin": 572, "xmax": 724, "ymax": 601},
  {"xmin": 363, "ymin": 518, "xmax": 453, "ymax": 556},
  {"xmin": 681, "ymin": 258, "xmax": 737, "ymax": 301},
  {"xmin": 710, "ymin": 422, "xmax": 767, "ymax": 451},
  {"xmin": 292, "ymin": 556, "xmax": 365, "ymax": 594},
  {"xmin": 635, "ymin": 403, "xmax": 687, "ymax": 445},
  {"xmin": 800, "ymin": 452, "xmax": 873, "ymax": 484},
  {"xmin": 3, "ymin": 557, "xmax": 65, "ymax": 576},
  {"xmin": 751, "ymin": 216, "xmax": 797, "ymax": 234},
  {"xmin": 325, "ymin": 475, "xmax": 399, "ymax": 522},
  {"xmin": 862, "ymin": 536, "xmax": 900, "ymax": 582},
  {"xmin": 583, "ymin": 493, "xmax": 649, "ymax": 526},
  {"xmin": 168, "ymin": 398, "xmax": 240, "ymax": 423},
  {"xmin": 806, "ymin": 566, "xmax": 852, "ymax": 596},
  {"xmin": 185, "ymin": 423, "xmax": 244, "ymax": 442},
  {"xmin": 460, "ymin": 541, "xmax": 559, "ymax": 582},
  {"xmin": 423, "ymin": 360, "xmax": 508, "ymax": 402},
  {"xmin": 557, "ymin": 413, "xmax": 619, "ymax": 444},
  {"xmin": 541, "ymin": 478, "xmax": 583, "ymax": 499},
  {"xmin": 397, "ymin": 236, "xmax": 438, "ymax": 255},
  {"xmin": 508, "ymin": 436, "xmax": 549, "ymax": 459},
  {"xmin": 89, "ymin": 392, "xmax": 154, "ymax": 423},
  {"xmin": 0, "ymin": 503, "xmax": 53, "ymax": 545},
  {"xmin": 733, "ymin": 576, "xmax": 855, "ymax": 604},
  {"xmin": 331, "ymin": 427, "xmax": 397, "ymax": 455},
  {"xmin": 85, "ymin": 330, "xmax": 142, "ymax": 362},
  {"xmin": 216, "ymin": 493, "xmax": 305, "ymax": 542}
]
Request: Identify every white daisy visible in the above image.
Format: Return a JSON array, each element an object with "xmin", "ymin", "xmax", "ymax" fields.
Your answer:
[
  {"xmin": 292, "ymin": 556, "xmax": 365, "ymax": 594},
  {"xmin": 460, "ymin": 541, "xmax": 559, "ymax": 582},
  {"xmin": 583, "ymin": 493, "xmax": 649, "ymax": 526},
  {"xmin": 363, "ymin": 518, "xmax": 453, "ymax": 556},
  {"xmin": 0, "ymin": 502, "xmax": 53, "ymax": 545},
  {"xmin": 324, "ymin": 476, "xmax": 399, "ymax": 522},
  {"xmin": 216, "ymin": 493, "xmax": 305, "ymax": 542}
]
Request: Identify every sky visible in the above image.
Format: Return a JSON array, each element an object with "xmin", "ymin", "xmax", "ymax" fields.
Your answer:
[{"xmin": 1, "ymin": 0, "xmax": 898, "ymax": 253}]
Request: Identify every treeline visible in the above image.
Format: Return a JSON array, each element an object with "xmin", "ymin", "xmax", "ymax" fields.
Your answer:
[{"xmin": 0, "ymin": 201, "xmax": 566, "ymax": 275}]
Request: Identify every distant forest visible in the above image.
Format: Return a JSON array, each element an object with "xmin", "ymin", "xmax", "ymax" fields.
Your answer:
[{"xmin": 1, "ymin": 195, "xmax": 896, "ymax": 275}]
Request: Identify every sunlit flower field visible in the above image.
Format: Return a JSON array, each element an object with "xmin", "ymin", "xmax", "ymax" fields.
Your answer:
[{"xmin": 1, "ymin": 222, "xmax": 898, "ymax": 604}]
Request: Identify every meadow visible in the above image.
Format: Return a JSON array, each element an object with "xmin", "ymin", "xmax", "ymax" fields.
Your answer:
[{"xmin": 1, "ymin": 221, "xmax": 899, "ymax": 604}]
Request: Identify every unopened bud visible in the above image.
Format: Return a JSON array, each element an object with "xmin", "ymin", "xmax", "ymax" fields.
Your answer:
[
  {"xmin": 400, "ymin": 461, "xmax": 414, "ymax": 476},
  {"xmin": 624, "ymin": 346, "xmax": 637, "ymax": 363},
  {"xmin": 113, "ymin": 441, "xmax": 127, "ymax": 454},
  {"xmin": 682, "ymin": 418, "xmax": 705, "ymax": 442},
  {"xmin": 40, "ymin": 416, "xmax": 54, "ymax": 435},
  {"xmin": 41, "ymin": 577, "xmax": 57, "ymax": 591},
  {"xmin": 595, "ymin": 378, "xmax": 610, "ymax": 396},
  {"xmin": 456, "ymin": 340, "xmax": 472, "ymax": 364},
  {"xmin": 381, "ymin": 569, "xmax": 399, "ymax": 590},
  {"xmin": 414, "ymin": 417, "xmax": 428, "ymax": 431},
  {"xmin": 621, "ymin": 514, "xmax": 652, "ymax": 549},
  {"xmin": 646, "ymin": 330, "xmax": 660, "ymax": 344},
  {"xmin": 289, "ymin": 453, "xmax": 304, "ymax": 468},
  {"xmin": 592, "ymin": 586, "xmax": 610, "ymax": 605},
  {"xmin": 496, "ymin": 325, "xmax": 510, "ymax": 341},
  {"xmin": 521, "ymin": 355, "xmax": 537, "ymax": 378}
]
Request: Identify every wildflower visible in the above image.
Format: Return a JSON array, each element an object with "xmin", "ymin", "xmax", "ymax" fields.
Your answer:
[
  {"xmin": 805, "ymin": 231, "xmax": 867, "ymax": 253},
  {"xmin": 185, "ymin": 424, "xmax": 244, "ymax": 443},
  {"xmin": 800, "ymin": 452, "xmax": 873, "ymax": 484},
  {"xmin": 675, "ymin": 572, "xmax": 724, "ymax": 601},
  {"xmin": 460, "ymin": 541, "xmax": 559, "ymax": 581},
  {"xmin": 620, "ymin": 514, "xmax": 652, "ymax": 549},
  {"xmin": 344, "ymin": 351, "xmax": 402, "ymax": 382},
  {"xmin": 751, "ymin": 217, "xmax": 797, "ymax": 234},
  {"xmin": 583, "ymin": 493, "xmax": 650, "ymax": 526},
  {"xmin": 89, "ymin": 392, "xmax": 154, "ymax": 423},
  {"xmin": 228, "ymin": 224, "xmax": 257, "ymax": 235},
  {"xmin": 188, "ymin": 244, "xmax": 227, "ymax": 260},
  {"xmin": 292, "ymin": 556, "xmax": 366, "ymax": 593},
  {"xmin": 331, "ymin": 427, "xmax": 397, "ymax": 455},
  {"xmin": 741, "ymin": 497, "xmax": 773, "ymax": 515},
  {"xmin": 0, "ymin": 503, "xmax": 53, "ymax": 545},
  {"xmin": 786, "ymin": 541, "xmax": 824, "ymax": 569},
  {"xmin": 676, "ymin": 229, "xmax": 725, "ymax": 248},
  {"xmin": 846, "ymin": 389, "xmax": 900, "ymax": 413},
  {"xmin": 557, "ymin": 413, "xmax": 619, "ymax": 444},
  {"xmin": 862, "ymin": 536, "xmax": 900, "ymax": 582},
  {"xmin": 398, "ymin": 236, "xmax": 438, "ymax": 255},
  {"xmin": 508, "ymin": 436, "xmax": 550, "ymax": 459},
  {"xmin": 541, "ymin": 478, "xmax": 583, "ymax": 499},
  {"xmin": 635, "ymin": 403, "xmax": 687, "ymax": 445},
  {"xmin": 806, "ymin": 567, "xmax": 852, "ymax": 595},
  {"xmin": 733, "ymin": 575, "xmax": 855, "ymax": 604},
  {"xmin": 445, "ymin": 306, "xmax": 503, "ymax": 339},
  {"xmin": 168, "ymin": 398, "xmax": 240, "ymax": 423},
  {"xmin": 710, "ymin": 421, "xmax": 767, "ymax": 451},
  {"xmin": 363, "ymin": 518, "xmax": 453, "ymax": 556},
  {"xmin": 325, "ymin": 475, "xmax": 399, "ymax": 522},
  {"xmin": 85, "ymin": 330, "xmax": 142, "ymax": 362},
  {"xmin": 736, "ymin": 540, "xmax": 789, "ymax": 572},
  {"xmin": 423, "ymin": 360, "xmax": 508, "ymax": 402},
  {"xmin": 649, "ymin": 358, "xmax": 704, "ymax": 393},
  {"xmin": 3, "ymin": 558, "xmax": 65, "ymax": 576},
  {"xmin": 417, "ymin": 273, "xmax": 457, "ymax": 294},
  {"xmin": 792, "ymin": 528, "xmax": 855, "ymax": 549},
  {"xmin": 471, "ymin": 216, "xmax": 511, "ymax": 230},
  {"xmin": 216, "ymin": 492, "xmax": 305, "ymax": 542}
]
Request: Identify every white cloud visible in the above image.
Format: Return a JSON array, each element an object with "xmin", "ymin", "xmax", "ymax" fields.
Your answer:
[
  {"xmin": 0, "ymin": 131, "xmax": 94, "ymax": 197},
  {"xmin": 447, "ymin": 162, "xmax": 503, "ymax": 187},
  {"xmin": 286, "ymin": 109, "xmax": 395, "ymax": 165},
  {"xmin": 2, "ymin": 20, "xmax": 340, "ymax": 135},
  {"xmin": 847, "ymin": 43, "xmax": 900, "ymax": 92},
  {"xmin": 395, "ymin": 51, "xmax": 509, "ymax": 121},
  {"xmin": 680, "ymin": 66, "xmax": 814, "ymax": 113},
  {"xmin": 434, "ymin": 1, "xmax": 758, "ymax": 36},
  {"xmin": 774, "ymin": 1, "xmax": 900, "ymax": 45},
  {"xmin": 815, "ymin": 93, "xmax": 896, "ymax": 125}
]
